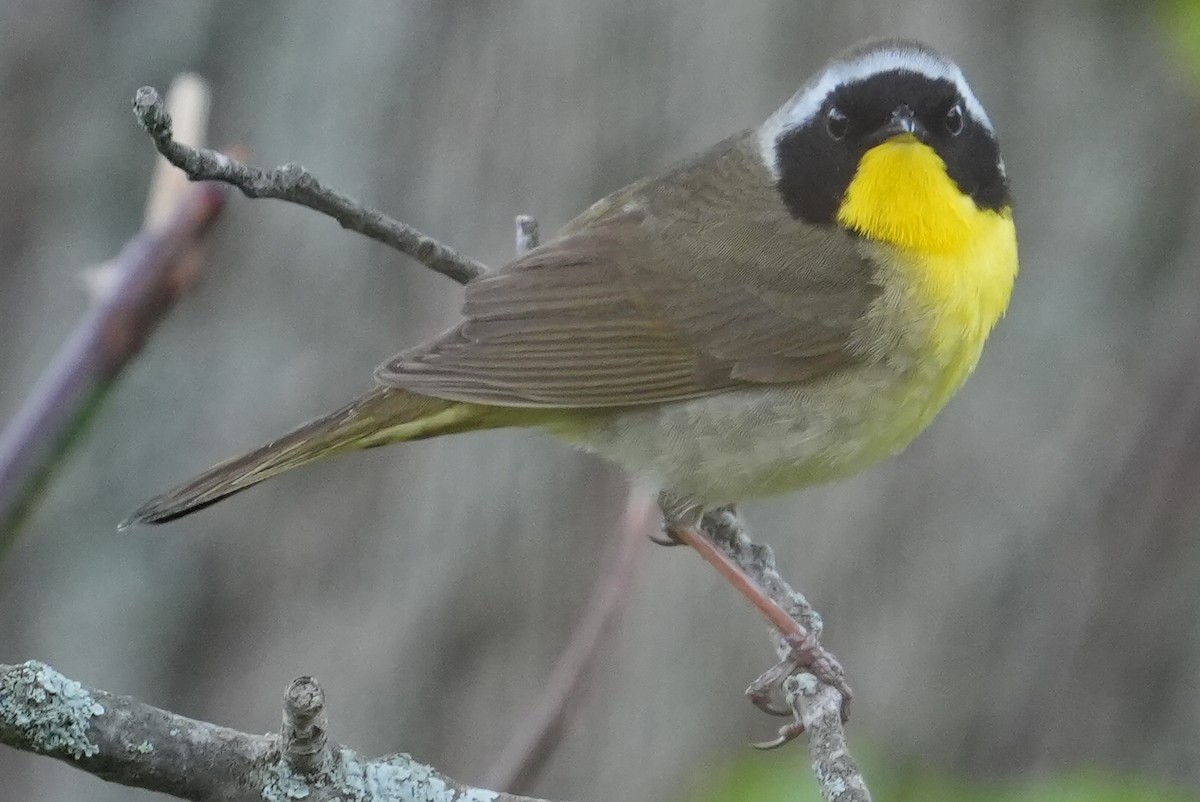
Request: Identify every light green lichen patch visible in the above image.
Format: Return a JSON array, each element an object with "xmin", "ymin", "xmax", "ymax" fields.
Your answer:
[
  {"xmin": 333, "ymin": 749, "xmax": 498, "ymax": 802},
  {"xmin": 0, "ymin": 661, "xmax": 104, "ymax": 759},
  {"xmin": 135, "ymin": 740, "xmax": 155, "ymax": 754},
  {"xmin": 793, "ymin": 672, "xmax": 820, "ymax": 696},
  {"xmin": 260, "ymin": 748, "xmax": 500, "ymax": 801},
  {"xmin": 261, "ymin": 758, "xmax": 312, "ymax": 801},
  {"xmin": 456, "ymin": 789, "xmax": 501, "ymax": 802},
  {"xmin": 820, "ymin": 775, "xmax": 848, "ymax": 799}
]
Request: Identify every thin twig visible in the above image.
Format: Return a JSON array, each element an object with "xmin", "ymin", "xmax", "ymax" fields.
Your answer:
[
  {"xmin": 0, "ymin": 79, "xmax": 225, "ymax": 553},
  {"xmin": 131, "ymin": 86, "xmax": 488, "ymax": 286},
  {"xmin": 143, "ymin": 75, "xmax": 211, "ymax": 231},
  {"xmin": 486, "ymin": 490, "xmax": 651, "ymax": 792},
  {"xmin": 0, "ymin": 661, "xmax": 545, "ymax": 802}
]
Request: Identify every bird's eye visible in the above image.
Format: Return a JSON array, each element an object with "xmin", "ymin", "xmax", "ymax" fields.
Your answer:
[
  {"xmin": 825, "ymin": 106, "xmax": 848, "ymax": 141},
  {"xmin": 944, "ymin": 102, "xmax": 964, "ymax": 136}
]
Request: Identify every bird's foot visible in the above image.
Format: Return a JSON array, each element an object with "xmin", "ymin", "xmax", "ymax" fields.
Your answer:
[
  {"xmin": 749, "ymin": 673, "xmax": 812, "ymax": 749},
  {"xmin": 746, "ymin": 632, "xmax": 852, "ymax": 749},
  {"xmin": 655, "ymin": 496, "xmax": 847, "ymax": 748}
]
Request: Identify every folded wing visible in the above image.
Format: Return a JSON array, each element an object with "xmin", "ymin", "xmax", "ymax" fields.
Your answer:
[{"xmin": 377, "ymin": 213, "xmax": 878, "ymax": 408}]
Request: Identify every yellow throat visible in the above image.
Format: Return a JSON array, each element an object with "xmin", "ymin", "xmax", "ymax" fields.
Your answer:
[{"xmin": 836, "ymin": 134, "xmax": 1018, "ymax": 359}]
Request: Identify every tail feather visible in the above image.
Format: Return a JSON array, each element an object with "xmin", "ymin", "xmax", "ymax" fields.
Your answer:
[{"xmin": 123, "ymin": 388, "xmax": 492, "ymax": 527}]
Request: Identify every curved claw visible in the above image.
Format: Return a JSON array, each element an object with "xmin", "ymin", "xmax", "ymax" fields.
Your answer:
[
  {"xmin": 751, "ymin": 719, "xmax": 805, "ymax": 750},
  {"xmin": 648, "ymin": 529, "xmax": 684, "ymax": 547}
]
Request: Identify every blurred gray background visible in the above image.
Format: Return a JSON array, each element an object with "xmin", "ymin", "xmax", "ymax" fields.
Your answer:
[{"xmin": 2, "ymin": 1, "xmax": 1200, "ymax": 800}]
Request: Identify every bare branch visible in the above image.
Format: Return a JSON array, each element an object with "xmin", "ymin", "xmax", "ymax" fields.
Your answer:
[
  {"xmin": 0, "ymin": 661, "xmax": 547, "ymax": 802},
  {"xmin": 0, "ymin": 76, "xmax": 225, "ymax": 553},
  {"xmin": 487, "ymin": 491, "xmax": 651, "ymax": 791},
  {"xmin": 131, "ymin": 86, "xmax": 488, "ymax": 286},
  {"xmin": 0, "ymin": 185, "xmax": 225, "ymax": 554}
]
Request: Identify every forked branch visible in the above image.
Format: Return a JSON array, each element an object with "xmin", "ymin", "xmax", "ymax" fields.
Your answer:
[
  {"xmin": 131, "ymin": 86, "xmax": 488, "ymax": 285},
  {"xmin": 0, "ymin": 661, "xmax": 540, "ymax": 802}
]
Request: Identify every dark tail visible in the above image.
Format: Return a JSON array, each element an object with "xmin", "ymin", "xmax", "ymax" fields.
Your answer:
[{"xmin": 123, "ymin": 387, "xmax": 495, "ymax": 527}]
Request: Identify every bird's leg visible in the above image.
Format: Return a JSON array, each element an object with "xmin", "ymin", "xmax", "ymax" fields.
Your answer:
[
  {"xmin": 649, "ymin": 491, "xmax": 703, "ymax": 546},
  {"xmin": 659, "ymin": 500, "xmax": 851, "ymax": 746}
]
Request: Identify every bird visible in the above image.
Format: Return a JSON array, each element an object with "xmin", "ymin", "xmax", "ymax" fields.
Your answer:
[{"xmin": 126, "ymin": 38, "xmax": 1017, "ymax": 528}]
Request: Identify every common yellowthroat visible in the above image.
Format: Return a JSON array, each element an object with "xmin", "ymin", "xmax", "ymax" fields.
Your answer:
[{"xmin": 128, "ymin": 39, "xmax": 1016, "ymax": 526}]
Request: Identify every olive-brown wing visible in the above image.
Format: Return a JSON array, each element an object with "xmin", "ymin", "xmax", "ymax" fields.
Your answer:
[{"xmin": 376, "ymin": 220, "xmax": 876, "ymax": 408}]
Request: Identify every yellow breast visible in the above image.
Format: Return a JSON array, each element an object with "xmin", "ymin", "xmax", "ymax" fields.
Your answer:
[{"xmin": 837, "ymin": 135, "xmax": 1018, "ymax": 388}]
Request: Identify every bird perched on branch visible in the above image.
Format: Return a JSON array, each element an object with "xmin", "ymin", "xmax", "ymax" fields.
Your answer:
[{"xmin": 127, "ymin": 38, "xmax": 1016, "ymax": 528}]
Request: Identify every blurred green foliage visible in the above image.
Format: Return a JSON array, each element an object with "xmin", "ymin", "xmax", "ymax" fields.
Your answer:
[
  {"xmin": 696, "ymin": 753, "xmax": 1199, "ymax": 802},
  {"xmin": 1162, "ymin": 0, "xmax": 1200, "ymax": 84}
]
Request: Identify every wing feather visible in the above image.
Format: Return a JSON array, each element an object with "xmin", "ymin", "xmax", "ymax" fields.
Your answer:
[{"xmin": 377, "ymin": 133, "xmax": 880, "ymax": 408}]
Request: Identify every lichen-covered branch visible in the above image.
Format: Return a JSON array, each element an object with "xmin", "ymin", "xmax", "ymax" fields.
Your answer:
[
  {"xmin": 131, "ymin": 86, "xmax": 488, "ymax": 286},
  {"xmin": 0, "ymin": 661, "xmax": 544, "ymax": 802},
  {"xmin": 790, "ymin": 678, "xmax": 872, "ymax": 802},
  {"xmin": 0, "ymin": 519, "xmax": 872, "ymax": 802},
  {"xmin": 697, "ymin": 509, "xmax": 871, "ymax": 802}
]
